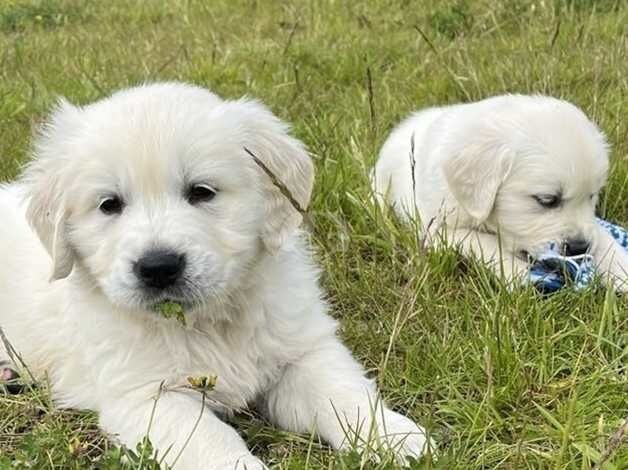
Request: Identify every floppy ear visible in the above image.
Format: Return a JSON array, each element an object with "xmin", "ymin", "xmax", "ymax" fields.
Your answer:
[
  {"xmin": 22, "ymin": 99, "xmax": 81, "ymax": 281},
  {"xmin": 442, "ymin": 142, "xmax": 514, "ymax": 223},
  {"xmin": 228, "ymin": 99, "xmax": 314, "ymax": 251}
]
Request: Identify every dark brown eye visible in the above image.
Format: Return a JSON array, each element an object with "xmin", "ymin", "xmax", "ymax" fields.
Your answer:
[
  {"xmin": 187, "ymin": 184, "xmax": 217, "ymax": 205},
  {"xmin": 99, "ymin": 196, "xmax": 124, "ymax": 215},
  {"xmin": 533, "ymin": 194, "xmax": 561, "ymax": 209}
]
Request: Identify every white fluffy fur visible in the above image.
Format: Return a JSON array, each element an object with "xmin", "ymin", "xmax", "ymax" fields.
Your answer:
[
  {"xmin": 0, "ymin": 83, "xmax": 428, "ymax": 469},
  {"xmin": 372, "ymin": 94, "xmax": 628, "ymax": 290}
]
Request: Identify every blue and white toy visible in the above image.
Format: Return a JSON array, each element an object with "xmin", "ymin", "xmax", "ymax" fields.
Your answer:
[{"xmin": 529, "ymin": 218, "xmax": 628, "ymax": 294}]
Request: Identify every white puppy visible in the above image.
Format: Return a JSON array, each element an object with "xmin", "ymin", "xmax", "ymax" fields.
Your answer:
[
  {"xmin": 0, "ymin": 83, "xmax": 429, "ymax": 469},
  {"xmin": 372, "ymin": 95, "xmax": 628, "ymax": 289}
]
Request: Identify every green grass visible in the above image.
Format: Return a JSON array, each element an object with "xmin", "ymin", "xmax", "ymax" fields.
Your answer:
[{"xmin": 1, "ymin": 0, "xmax": 627, "ymax": 468}]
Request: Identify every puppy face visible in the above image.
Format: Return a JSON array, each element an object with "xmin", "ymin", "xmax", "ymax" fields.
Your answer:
[
  {"xmin": 23, "ymin": 83, "xmax": 313, "ymax": 317},
  {"xmin": 443, "ymin": 96, "xmax": 608, "ymax": 258}
]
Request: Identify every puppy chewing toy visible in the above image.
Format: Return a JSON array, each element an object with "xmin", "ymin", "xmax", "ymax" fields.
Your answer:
[{"xmin": 529, "ymin": 218, "xmax": 628, "ymax": 293}]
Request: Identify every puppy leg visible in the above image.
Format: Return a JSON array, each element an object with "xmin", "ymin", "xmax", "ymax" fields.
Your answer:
[
  {"xmin": 439, "ymin": 228, "xmax": 529, "ymax": 282},
  {"xmin": 262, "ymin": 339, "xmax": 430, "ymax": 464},
  {"xmin": 592, "ymin": 224, "xmax": 628, "ymax": 292},
  {"xmin": 99, "ymin": 390, "xmax": 266, "ymax": 470}
]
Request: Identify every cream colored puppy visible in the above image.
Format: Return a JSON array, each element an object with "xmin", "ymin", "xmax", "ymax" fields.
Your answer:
[
  {"xmin": 372, "ymin": 95, "xmax": 628, "ymax": 290},
  {"xmin": 0, "ymin": 83, "xmax": 429, "ymax": 469}
]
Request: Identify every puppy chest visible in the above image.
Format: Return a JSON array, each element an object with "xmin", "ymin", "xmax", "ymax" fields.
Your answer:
[{"xmin": 169, "ymin": 330, "xmax": 287, "ymax": 406}]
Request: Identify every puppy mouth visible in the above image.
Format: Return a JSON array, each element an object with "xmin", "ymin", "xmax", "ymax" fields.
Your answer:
[
  {"xmin": 518, "ymin": 240, "xmax": 591, "ymax": 263},
  {"xmin": 139, "ymin": 286, "xmax": 197, "ymax": 313},
  {"xmin": 128, "ymin": 276, "xmax": 219, "ymax": 315}
]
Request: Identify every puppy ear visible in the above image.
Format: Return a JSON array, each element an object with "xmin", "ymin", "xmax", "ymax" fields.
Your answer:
[
  {"xmin": 442, "ymin": 142, "xmax": 514, "ymax": 223},
  {"xmin": 22, "ymin": 99, "xmax": 80, "ymax": 280},
  {"xmin": 228, "ymin": 99, "xmax": 314, "ymax": 251}
]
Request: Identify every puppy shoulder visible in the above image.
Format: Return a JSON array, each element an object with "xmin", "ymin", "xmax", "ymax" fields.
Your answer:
[{"xmin": 256, "ymin": 232, "xmax": 336, "ymax": 331}]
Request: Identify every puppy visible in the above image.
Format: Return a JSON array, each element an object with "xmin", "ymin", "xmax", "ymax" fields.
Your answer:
[
  {"xmin": 372, "ymin": 95, "xmax": 628, "ymax": 290},
  {"xmin": 0, "ymin": 83, "xmax": 429, "ymax": 469}
]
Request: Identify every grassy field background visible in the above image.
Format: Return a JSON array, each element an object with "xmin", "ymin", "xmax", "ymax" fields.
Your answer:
[{"xmin": 0, "ymin": 0, "xmax": 627, "ymax": 468}]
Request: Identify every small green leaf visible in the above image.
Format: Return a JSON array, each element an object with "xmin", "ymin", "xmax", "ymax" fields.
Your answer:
[{"xmin": 154, "ymin": 300, "xmax": 186, "ymax": 326}]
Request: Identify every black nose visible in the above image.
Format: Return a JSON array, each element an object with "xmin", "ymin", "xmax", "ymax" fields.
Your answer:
[
  {"xmin": 564, "ymin": 239, "xmax": 590, "ymax": 256},
  {"xmin": 134, "ymin": 250, "xmax": 186, "ymax": 289}
]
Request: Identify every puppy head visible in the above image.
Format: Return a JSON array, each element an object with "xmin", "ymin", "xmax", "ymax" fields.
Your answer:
[
  {"xmin": 22, "ymin": 82, "xmax": 313, "ymax": 316},
  {"xmin": 443, "ymin": 95, "xmax": 608, "ymax": 258}
]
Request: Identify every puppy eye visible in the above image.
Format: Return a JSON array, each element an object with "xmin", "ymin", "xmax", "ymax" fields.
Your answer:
[
  {"xmin": 187, "ymin": 184, "xmax": 217, "ymax": 205},
  {"xmin": 533, "ymin": 194, "xmax": 561, "ymax": 209},
  {"xmin": 99, "ymin": 196, "xmax": 124, "ymax": 215}
]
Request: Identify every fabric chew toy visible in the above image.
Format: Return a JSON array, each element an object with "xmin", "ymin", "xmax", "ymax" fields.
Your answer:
[{"xmin": 529, "ymin": 218, "xmax": 628, "ymax": 294}]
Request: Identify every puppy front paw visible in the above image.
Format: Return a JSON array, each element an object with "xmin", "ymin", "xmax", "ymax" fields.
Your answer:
[
  {"xmin": 230, "ymin": 454, "xmax": 267, "ymax": 470},
  {"xmin": 608, "ymin": 254, "xmax": 628, "ymax": 293},
  {"xmin": 595, "ymin": 251, "xmax": 628, "ymax": 293},
  {"xmin": 376, "ymin": 409, "xmax": 434, "ymax": 465},
  {"xmin": 492, "ymin": 255, "xmax": 530, "ymax": 285}
]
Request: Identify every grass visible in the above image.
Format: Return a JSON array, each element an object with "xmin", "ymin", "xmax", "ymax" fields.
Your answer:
[{"xmin": 0, "ymin": 0, "xmax": 627, "ymax": 468}]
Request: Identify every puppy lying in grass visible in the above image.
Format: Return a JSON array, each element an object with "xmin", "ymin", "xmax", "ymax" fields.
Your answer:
[
  {"xmin": 0, "ymin": 82, "xmax": 429, "ymax": 469},
  {"xmin": 372, "ymin": 94, "xmax": 628, "ymax": 291}
]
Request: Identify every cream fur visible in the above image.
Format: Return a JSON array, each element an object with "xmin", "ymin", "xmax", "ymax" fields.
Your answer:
[{"xmin": 0, "ymin": 82, "xmax": 428, "ymax": 469}]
